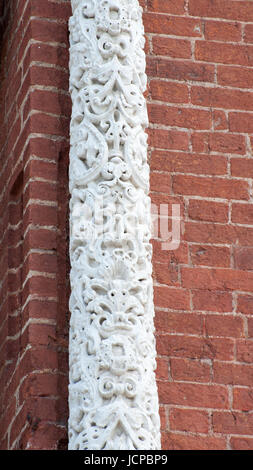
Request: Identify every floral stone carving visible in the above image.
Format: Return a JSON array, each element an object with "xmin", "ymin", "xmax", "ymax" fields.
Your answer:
[{"xmin": 68, "ymin": 0, "xmax": 161, "ymax": 450}]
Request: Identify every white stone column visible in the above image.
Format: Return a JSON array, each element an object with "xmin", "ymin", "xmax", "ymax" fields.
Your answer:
[{"xmin": 68, "ymin": 0, "xmax": 161, "ymax": 450}]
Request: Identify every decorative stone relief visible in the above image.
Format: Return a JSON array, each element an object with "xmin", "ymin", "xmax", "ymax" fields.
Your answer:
[{"xmin": 68, "ymin": 0, "xmax": 161, "ymax": 450}]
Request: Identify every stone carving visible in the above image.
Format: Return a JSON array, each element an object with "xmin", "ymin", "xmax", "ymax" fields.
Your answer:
[{"xmin": 68, "ymin": 0, "xmax": 161, "ymax": 450}]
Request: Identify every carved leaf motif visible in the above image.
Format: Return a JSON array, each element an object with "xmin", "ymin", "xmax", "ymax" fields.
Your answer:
[{"xmin": 69, "ymin": 0, "xmax": 161, "ymax": 450}]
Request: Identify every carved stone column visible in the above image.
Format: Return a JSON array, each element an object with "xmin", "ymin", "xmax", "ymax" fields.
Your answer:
[{"xmin": 68, "ymin": 0, "xmax": 161, "ymax": 450}]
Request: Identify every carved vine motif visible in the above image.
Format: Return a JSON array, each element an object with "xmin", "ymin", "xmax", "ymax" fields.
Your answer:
[{"xmin": 69, "ymin": 0, "xmax": 161, "ymax": 450}]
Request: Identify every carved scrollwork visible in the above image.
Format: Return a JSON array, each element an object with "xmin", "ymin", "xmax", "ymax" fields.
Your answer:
[{"xmin": 69, "ymin": 0, "xmax": 161, "ymax": 450}]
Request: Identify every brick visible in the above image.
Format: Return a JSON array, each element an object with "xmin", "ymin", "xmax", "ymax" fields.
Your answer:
[
  {"xmin": 9, "ymin": 404, "xmax": 30, "ymax": 448},
  {"xmin": 192, "ymin": 132, "xmax": 246, "ymax": 155},
  {"xmin": 159, "ymin": 406, "xmax": 167, "ymax": 431},
  {"xmin": 21, "ymin": 347, "xmax": 59, "ymax": 372},
  {"xmin": 158, "ymin": 381, "xmax": 229, "ymax": 409},
  {"xmin": 148, "ymin": 129, "xmax": 189, "ymax": 151},
  {"xmin": 31, "ymin": 0, "xmax": 71, "ymax": 20},
  {"xmin": 23, "ymin": 204, "xmax": 58, "ymax": 227},
  {"xmin": 152, "ymin": 37, "xmax": 192, "ymax": 59},
  {"xmin": 155, "ymin": 312, "xmax": 202, "ymax": 335},
  {"xmin": 150, "ymin": 192, "xmax": 183, "ymax": 209},
  {"xmin": 195, "ymin": 41, "xmax": 253, "ymax": 66},
  {"xmin": 234, "ymin": 247, "xmax": 253, "ymax": 271},
  {"xmin": 188, "ymin": 200, "xmax": 229, "ymax": 223},
  {"xmin": 144, "ymin": 13, "xmax": 202, "ymax": 37},
  {"xmin": 218, "ymin": 65, "xmax": 253, "ymax": 89},
  {"xmin": 22, "ymin": 299, "xmax": 58, "ymax": 323},
  {"xmin": 192, "ymin": 223, "xmax": 252, "ymax": 248},
  {"xmin": 170, "ymin": 408, "xmax": 209, "ymax": 434},
  {"xmin": 205, "ymin": 315, "xmax": 244, "ymax": 338},
  {"xmin": 189, "ymin": 0, "xmax": 253, "ymax": 23},
  {"xmin": 8, "ymin": 311, "xmax": 22, "ymax": 339},
  {"xmin": 233, "ymin": 388, "xmax": 253, "ymax": 412},
  {"xmin": 237, "ymin": 295, "xmax": 253, "ymax": 315},
  {"xmin": 24, "ymin": 160, "xmax": 57, "ymax": 182},
  {"xmin": 190, "ymin": 245, "xmax": 231, "ymax": 268},
  {"xmin": 26, "ymin": 322, "xmax": 57, "ymax": 349},
  {"xmin": 170, "ymin": 357, "xmax": 211, "ymax": 383},
  {"xmin": 204, "ymin": 20, "xmax": 242, "ymax": 42},
  {"xmin": 28, "ymin": 89, "xmax": 71, "ymax": 118},
  {"xmin": 23, "ymin": 253, "xmax": 57, "ymax": 278},
  {"xmin": 30, "ymin": 65, "xmax": 69, "ymax": 90},
  {"xmin": 22, "ymin": 276, "xmax": 57, "ymax": 303},
  {"xmin": 153, "ymin": 261, "xmax": 180, "ymax": 286},
  {"xmin": 152, "ymin": 240, "xmax": 188, "ymax": 265},
  {"xmin": 29, "ymin": 42, "xmax": 69, "ymax": 69},
  {"xmin": 182, "ymin": 267, "xmax": 253, "ymax": 292},
  {"xmin": 150, "ymin": 172, "xmax": 171, "ymax": 193},
  {"xmin": 149, "ymin": 104, "xmax": 211, "ymax": 130},
  {"xmin": 150, "ymin": 80, "xmax": 189, "ymax": 104},
  {"xmin": 214, "ymin": 363, "xmax": 253, "ymax": 387},
  {"xmin": 147, "ymin": 0, "xmax": 185, "ymax": 15},
  {"xmin": 6, "ymin": 118, "xmax": 21, "ymax": 156},
  {"xmin": 30, "ymin": 18, "xmax": 68, "ymax": 45},
  {"xmin": 29, "ymin": 137, "xmax": 64, "ymax": 161},
  {"xmin": 247, "ymin": 318, "xmax": 253, "ymax": 337},
  {"xmin": 190, "ymin": 133, "xmax": 217, "ymax": 153},
  {"xmin": 1, "ymin": 361, "xmax": 20, "ymax": 407},
  {"xmin": 191, "ymin": 86, "xmax": 253, "ymax": 111},
  {"xmin": 24, "ymin": 228, "xmax": 57, "ymax": 252},
  {"xmin": 192, "ymin": 290, "xmax": 232, "ymax": 313},
  {"xmin": 212, "ymin": 110, "xmax": 228, "ymax": 131},
  {"xmin": 182, "ymin": 222, "xmax": 234, "ymax": 245},
  {"xmin": 244, "ymin": 24, "xmax": 253, "ymax": 44},
  {"xmin": 5, "ymin": 69, "xmax": 22, "ymax": 113},
  {"xmin": 229, "ymin": 112, "xmax": 253, "ymax": 134},
  {"xmin": 173, "ymin": 175, "xmax": 249, "ymax": 200},
  {"xmin": 157, "ymin": 334, "xmax": 234, "ymax": 361},
  {"xmin": 147, "ymin": 57, "xmax": 215, "ymax": 83},
  {"xmin": 151, "ymin": 151, "xmax": 227, "ymax": 176},
  {"xmin": 0, "ymin": 398, "xmax": 16, "ymax": 445},
  {"xmin": 20, "ymin": 373, "xmax": 58, "ymax": 401},
  {"xmin": 156, "ymin": 358, "xmax": 169, "ymax": 380},
  {"xmin": 213, "ymin": 412, "xmax": 253, "ymax": 435},
  {"xmin": 20, "ymin": 422, "xmax": 66, "ymax": 450},
  {"xmin": 154, "ymin": 286, "xmax": 190, "ymax": 310},
  {"xmin": 231, "ymin": 158, "xmax": 253, "ymax": 178},
  {"xmin": 232, "ymin": 203, "xmax": 253, "ymax": 225},
  {"xmin": 230, "ymin": 438, "xmax": 253, "ymax": 451},
  {"xmin": 30, "ymin": 113, "xmax": 69, "ymax": 137},
  {"xmin": 237, "ymin": 340, "xmax": 253, "ymax": 363},
  {"xmin": 8, "ymin": 271, "xmax": 22, "ymax": 294},
  {"xmin": 23, "ymin": 181, "xmax": 57, "ymax": 208},
  {"xmin": 162, "ymin": 432, "xmax": 226, "ymax": 450}
]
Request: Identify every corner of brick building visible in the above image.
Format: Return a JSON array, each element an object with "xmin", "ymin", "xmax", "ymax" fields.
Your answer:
[
  {"xmin": 0, "ymin": 0, "xmax": 71, "ymax": 449},
  {"xmin": 1, "ymin": 0, "xmax": 253, "ymax": 451}
]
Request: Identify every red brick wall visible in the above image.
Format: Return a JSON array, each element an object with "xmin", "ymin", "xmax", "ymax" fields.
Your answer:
[
  {"xmin": 0, "ymin": 0, "xmax": 70, "ymax": 449},
  {"xmin": 1, "ymin": 0, "xmax": 253, "ymax": 451},
  {"xmin": 145, "ymin": 0, "xmax": 253, "ymax": 450}
]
